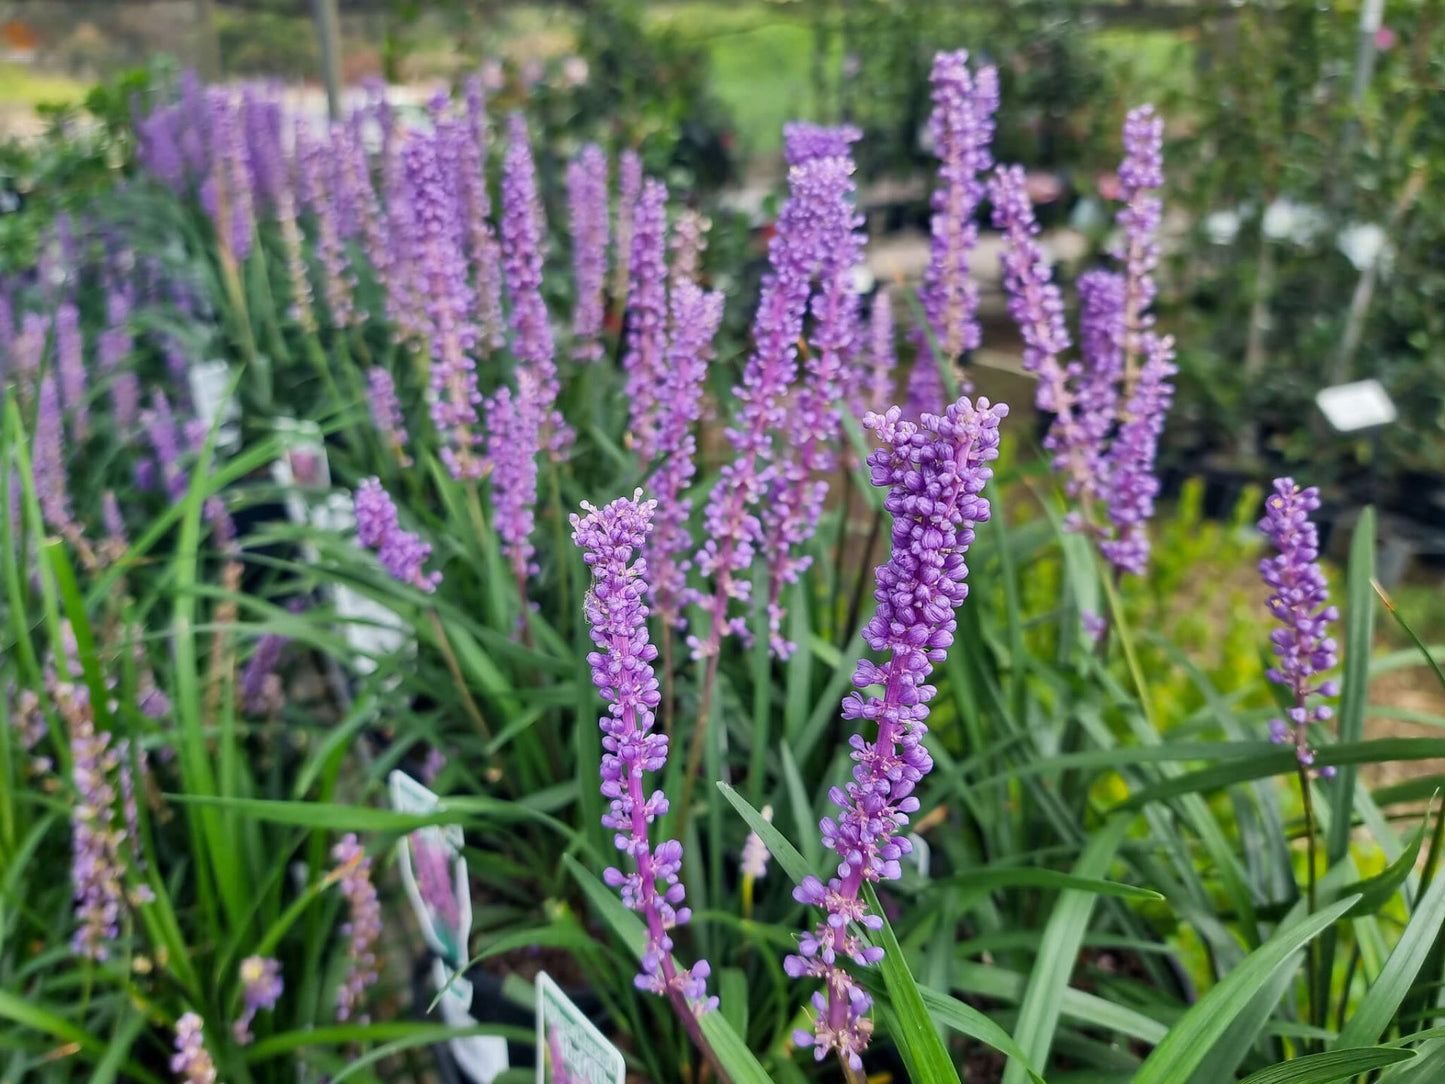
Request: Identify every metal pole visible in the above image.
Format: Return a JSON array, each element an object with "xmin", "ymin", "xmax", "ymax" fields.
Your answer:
[{"xmin": 313, "ymin": 0, "xmax": 344, "ymax": 122}]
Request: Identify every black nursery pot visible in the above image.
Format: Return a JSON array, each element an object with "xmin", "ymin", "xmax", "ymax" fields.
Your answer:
[{"xmin": 415, "ymin": 956, "xmax": 605, "ymax": 1082}]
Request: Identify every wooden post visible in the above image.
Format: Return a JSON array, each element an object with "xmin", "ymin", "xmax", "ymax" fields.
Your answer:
[{"xmin": 313, "ymin": 0, "xmax": 344, "ymax": 121}]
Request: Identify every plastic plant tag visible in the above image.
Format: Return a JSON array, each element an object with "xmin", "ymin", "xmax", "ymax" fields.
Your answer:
[
  {"xmin": 270, "ymin": 417, "xmax": 330, "ymax": 530},
  {"xmin": 187, "ymin": 359, "xmax": 241, "ymax": 451},
  {"xmin": 431, "ymin": 958, "xmax": 510, "ymax": 1084},
  {"xmin": 333, "ymin": 584, "xmax": 408, "ymax": 675},
  {"xmin": 389, "ymin": 770, "xmax": 471, "ymax": 967},
  {"xmin": 536, "ymin": 971, "xmax": 625, "ymax": 1084},
  {"xmin": 1316, "ymin": 378, "xmax": 1397, "ymax": 433}
]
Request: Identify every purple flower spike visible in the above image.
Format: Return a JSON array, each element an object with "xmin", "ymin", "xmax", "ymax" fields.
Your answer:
[
  {"xmin": 331, "ymin": 833, "xmax": 381, "ymax": 1023},
  {"xmin": 648, "ymin": 281, "xmax": 725, "ymax": 630},
  {"xmin": 568, "ymin": 144, "xmax": 610, "ymax": 362},
  {"xmin": 623, "ymin": 178, "xmax": 670, "ymax": 460},
  {"xmin": 144, "ymin": 391, "xmax": 188, "ymax": 504},
  {"xmin": 55, "ymin": 302, "xmax": 88, "ymax": 442},
  {"xmin": 233, "ymin": 956, "xmax": 283, "ymax": 1045},
  {"xmin": 571, "ymin": 491, "xmax": 716, "ymax": 1015},
  {"xmin": 786, "ymin": 396, "xmax": 1007, "ymax": 1071},
  {"xmin": 485, "ymin": 375, "xmax": 543, "ymax": 582},
  {"xmin": 35, "ymin": 373, "xmax": 74, "ymax": 536},
  {"xmin": 762, "ymin": 133, "xmax": 865, "ymax": 657},
  {"xmin": 1098, "ymin": 106, "xmax": 1173, "ymax": 575},
  {"xmin": 690, "ymin": 154, "xmax": 852, "ymax": 659},
  {"xmin": 613, "ymin": 150, "xmax": 643, "ymax": 307},
  {"xmin": 1259, "ymin": 479, "xmax": 1339, "ymax": 770},
  {"xmin": 367, "ymin": 367, "xmax": 412, "ymax": 467},
  {"xmin": 460, "ymin": 77, "xmax": 507, "ymax": 353},
  {"xmin": 354, "ymin": 477, "xmax": 441, "ymax": 592},
  {"xmin": 406, "ymin": 133, "xmax": 484, "ymax": 480},
  {"xmin": 58, "ymin": 681, "xmax": 132, "ymax": 962},
  {"xmin": 205, "ymin": 89, "xmax": 254, "ymax": 262},
  {"xmin": 171, "ymin": 1012, "xmax": 218, "ymax": 1084},
  {"xmin": 669, "ymin": 209, "xmax": 710, "ymax": 291},
  {"xmin": 864, "ymin": 289, "xmax": 897, "ymax": 416},
  {"xmin": 915, "ymin": 50, "xmax": 999, "ymax": 401},
  {"xmin": 501, "ymin": 112, "xmax": 571, "ymax": 456},
  {"xmin": 300, "ymin": 123, "xmax": 356, "ymax": 328}
]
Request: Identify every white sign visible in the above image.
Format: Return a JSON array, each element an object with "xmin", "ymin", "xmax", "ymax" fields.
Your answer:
[
  {"xmin": 1316, "ymin": 379, "xmax": 1397, "ymax": 433},
  {"xmin": 536, "ymin": 972, "xmax": 625, "ymax": 1084},
  {"xmin": 389, "ymin": 771, "xmax": 471, "ymax": 967},
  {"xmin": 188, "ymin": 359, "xmax": 241, "ymax": 451}
]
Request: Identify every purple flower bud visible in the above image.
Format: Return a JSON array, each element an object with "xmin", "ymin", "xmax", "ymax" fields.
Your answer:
[
  {"xmin": 460, "ymin": 77, "xmax": 507, "ymax": 353},
  {"xmin": 62, "ymin": 682, "xmax": 127, "ymax": 961},
  {"xmin": 669, "ymin": 209, "xmax": 710, "ymax": 292},
  {"xmin": 170, "ymin": 1012, "xmax": 218, "ymax": 1084},
  {"xmin": 863, "ymin": 288, "xmax": 897, "ymax": 416},
  {"xmin": 233, "ymin": 955, "xmax": 283, "ymax": 1045},
  {"xmin": 485, "ymin": 377, "xmax": 543, "ymax": 583},
  {"xmin": 299, "ymin": 122, "xmax": 356, "ymax": 328}
]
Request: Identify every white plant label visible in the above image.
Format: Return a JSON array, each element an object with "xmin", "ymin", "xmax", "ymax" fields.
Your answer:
[
  {"xmin": 188, "ymin": 359, "xmax": 241, "ymax": 451},
  {"xmin": 536, "ymin": 971, "xmax": 625, "ymax": 1084},
  {"xmin": 389, "ymin": 771, "xmax": 471, "ymax": 967},
  {"xmin": 1316, "ymin": 379, "xmax": 1397, "ymax": 433}
]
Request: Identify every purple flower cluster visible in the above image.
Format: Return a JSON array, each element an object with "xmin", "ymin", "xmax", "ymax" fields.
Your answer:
[
  {"xmin": 485, "ymin": 376, "xmax": 543, "ymax": 583},
  {"xmin": 691, "ymin": 152, "xmax": 857, "ymax": 658},
  {"xmin": 233, "ymin": 956, "xmax": 284, "ymax": 1045},
  {"xmin": 786, "ymin": 396, "xmax": 1007, "ymax": 1069},
  {"xmin": 500, "ymin": 112, "xmax": 570, "ymax": 456},
  {"xmin": 571, "ymin": 493, "xmax": 715, "ymax": 1013},
  {"xmin": 406, "ymin": 132, "xmax": 484, "ymax": 481},
  {"xmin": 171, "ymin": 1013, "xmax": 218, "ymax": 1084},
  {"xmin": 623, "ymin": 178, "xmax": 671, "ymax": 461},
  {"xmin": 762, "ymin": 126, "xmax": 865, "ymax": 656},
  {"xmin": 567, "ymin": 143, "xmax": 610, "ymax": 362},
  {"xmin": 367, "ymin": 367, "xmax": 413, "ymax": 467},
  {"xmin": 56, "ymin": 301, "xmax": 88, "ymax": 442},
  {"xmin": 331, "ymin": 833, "xmax": 382, "ymax": 1022},
  {"xmin": 460, "ymin": 77, "xmax": 507, "ymax": 354},
  {"xmin": 1258, "ymin": 479, "xmax": 1339, "ymax": 770},
  {"xmin": 35, "ymin": 373, "xmax": 74, "ymax": 536},
  {"xmin": 647, "ymin": 281, "xmax": 725, "ymax": 630},
  {"xmin": 298, "ymin": 123, "xmax": 356, "ymax": 328},
  {"xmin": 669, "ymin": 209, "xmax": 710, "ymax": 291},
  {"xmin": 613, "ymin": 150, "xmax": 643, "ymax": 306},
  {"xmin": 990, "ymin": 106, "xmax": 1173, "ymax": 575},
  {"xmin": 1097, "ymin": 106, "xmax": 1175, "ymax": 575},
  {"xmin": 354, "ymin": 477, "xmax": 441, "ymax": 592},
  {"xmin": 62, "ymin": 682, "xmax": 127, "ymax": 962},
  {"xmin": 913, "ymin": 50, "xmax": 999, "ymax": 408}
]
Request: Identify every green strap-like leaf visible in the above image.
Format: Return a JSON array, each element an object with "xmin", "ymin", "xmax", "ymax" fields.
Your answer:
[
  {"xmin": 863, "ymin": 882, "xmax": 965, "ymax": 1084},
  {"xmin": 1003, "ymin": 816, "xmax": 1131, "ymax": 1084},
  {"xmin": 1236, "ymin": 1046, "xmax": 1416, "ymax": 1084},
  {"xmin": 1133, "ymin": 895, "xmax": 1360, "ymax": 1084}
]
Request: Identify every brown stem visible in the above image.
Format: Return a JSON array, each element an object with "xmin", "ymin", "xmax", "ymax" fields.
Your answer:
[
  {"xmin": 426, "ymin": 610, "xmax": 491, "ymax": 742},
  {"xmin": 676, "ymin": 650, "xmax": 721, "ymax": 843}
]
